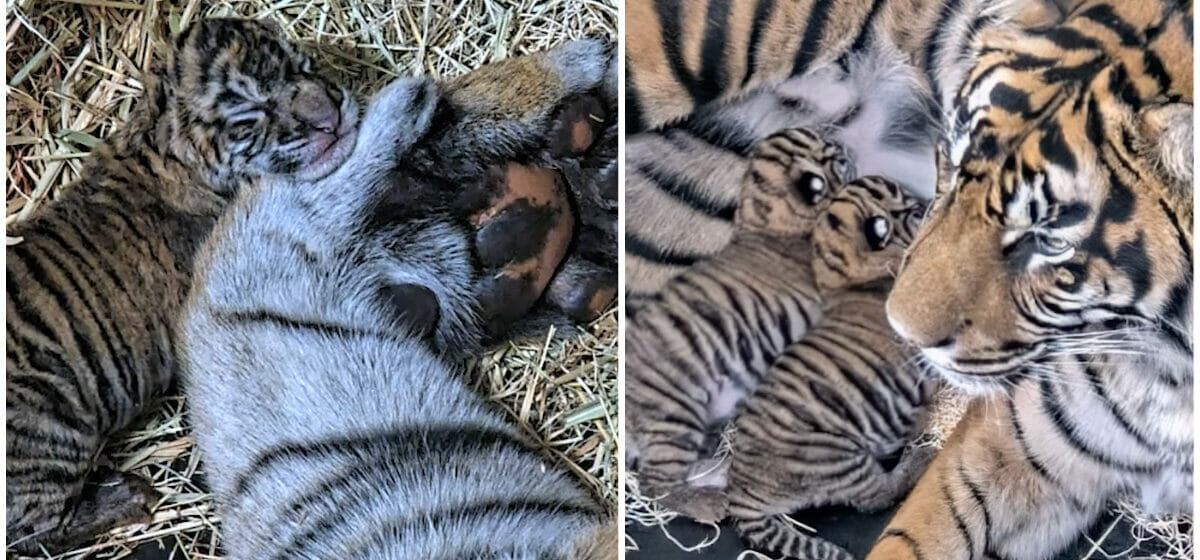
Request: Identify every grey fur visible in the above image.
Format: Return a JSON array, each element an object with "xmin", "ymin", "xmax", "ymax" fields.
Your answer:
[{"xmin": 181, "ymin": 77, "xmax": 606, "ymax": 559}]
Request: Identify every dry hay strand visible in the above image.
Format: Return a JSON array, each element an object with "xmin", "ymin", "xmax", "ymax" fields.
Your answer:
[{"xmin": 6, "ymin": 1, "xmax": 617, "ymax": 558}]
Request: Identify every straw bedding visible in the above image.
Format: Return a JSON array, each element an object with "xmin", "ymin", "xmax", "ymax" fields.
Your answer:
[{"xmin": 6, "ymin": 1, "xmax": 617, "ymax": 558}]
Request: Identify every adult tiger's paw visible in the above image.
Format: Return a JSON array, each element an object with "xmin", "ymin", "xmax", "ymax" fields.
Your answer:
[{"xmin": 470, "ymin": 163, "xmax": 574, "ymax": 335}]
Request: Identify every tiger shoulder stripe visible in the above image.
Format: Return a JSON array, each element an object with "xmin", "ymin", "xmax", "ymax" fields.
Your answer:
[
  {"xmin": 875, "ymin": 1, "xmax": 1193, "ymax": 558},
  {"xmin": 5, "ymin": 18, "xmax": 357, "ymax": 554},
  {"xmin": 625, "ymin": 0, "xmax": 1073, "ymax": 134}
]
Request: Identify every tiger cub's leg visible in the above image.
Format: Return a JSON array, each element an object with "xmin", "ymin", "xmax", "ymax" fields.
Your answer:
[
  {"xmin": 7, "ymin": 464, "xmax": 156, "ymax": 554},
  {"xmin": 723, "ymin": 434, "xmax": 857, "ymax": 560}
]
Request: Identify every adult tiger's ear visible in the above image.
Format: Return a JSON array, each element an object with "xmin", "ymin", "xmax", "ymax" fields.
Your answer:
[{"xmin": 1136, "ymin": 102, "xmax": 1193, "ymax": 196}]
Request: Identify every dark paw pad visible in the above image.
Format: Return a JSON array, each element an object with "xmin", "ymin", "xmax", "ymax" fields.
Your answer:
[
  {"xmin": 549, "ymin": 94, "xmax": 608, "ymax": 157},
  {"xmin": 549, "ymin": 270, "xmax": 616, "ymax": 324},
  {"xmin": 475, "ymin": 201, "xmax": 560, "ymax": 268},
  {"xmin": 379, "ymin": 283, "xmax": 440, "ymax": 338},
  {"xmin": 477, "ymin": 268, "xmax": 542, "ymax": 333}
]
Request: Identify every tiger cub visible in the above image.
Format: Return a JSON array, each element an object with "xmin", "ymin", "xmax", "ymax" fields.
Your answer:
[
  {"xmin": 720, "ymin": 176, "xmax": 932, "ymax": 560},
  {"xmin": 869, "ymin": 1, "xmax": 1193, "ymax": 558},
  {"xmin": 180, "ymin": 51, "xmax": 616, "ymax": 559},
  {"xmin": 627, "ymin": 128, "xmax": 851, "ymax": 493},
  {"xmin": 5, "ymin": 19, "xmax": 358, "ymax": 554},
  {"xmin": 624, "ymin": 35, "xmax": 939, "ymax": 309}
]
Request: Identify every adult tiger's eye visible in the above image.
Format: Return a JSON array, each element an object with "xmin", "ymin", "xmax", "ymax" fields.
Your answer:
[{"xmin": 1037, "ymin": 234, "xmax": 1072, "ymax": 255}]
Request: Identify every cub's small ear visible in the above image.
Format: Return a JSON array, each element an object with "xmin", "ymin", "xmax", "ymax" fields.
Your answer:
[
  {"xmin": 1136, "ymin": 102, "xmax": 1193, "ymax": 195},
  {"xmin": 256, "ymin": 17, "xmax": 285, "ymax": 37}
]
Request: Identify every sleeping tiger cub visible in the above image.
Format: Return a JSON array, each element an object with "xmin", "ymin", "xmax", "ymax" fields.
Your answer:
[
  {"xmin": 6, "ymin": 18, "xmax": 359, "ymax": 554},
  {"xmin": 180, "ymin": 47, "xmax": 616, "ymax": 559},
  {"xmin": 627, "ymin": 131, "xmax": 933, "ymax": 556},
  {"xmin": 869, "ymin": 1, "xmax": 1192, "ymax": 558}
]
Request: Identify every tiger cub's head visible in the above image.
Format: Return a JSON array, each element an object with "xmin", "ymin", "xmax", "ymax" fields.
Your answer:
[
  {"xmin": 142, "ymin": 18, "xmax": 358, "ymax": 192},
  {"xmin": 812, "ymin": 176, "xmax": 925, "ymax": 292},
  {"xmin": 735, "ymin": 127, "xmax": 852, "ymax": 236},
  {"xmin": 885, "ymin": 12, "xmax": 1192, "ymax": 392}
]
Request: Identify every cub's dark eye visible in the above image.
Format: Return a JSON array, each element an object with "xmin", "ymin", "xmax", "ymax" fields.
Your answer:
[
  {"xmin": 864, "ymin": 216, "xmax": 891, "ymax": 251},
  {"xmin": 795, "ymin": 172, "xmax": 827, "ymax": 205}
]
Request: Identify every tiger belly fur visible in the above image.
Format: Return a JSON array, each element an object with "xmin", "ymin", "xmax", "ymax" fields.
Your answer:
[
  {"xmin": 6, "ymin": 19, "xmax": 358, "ymax": 553},
  {"xmin": 182, "ymin": 75, "xmax": 612, "ymax": 560}
]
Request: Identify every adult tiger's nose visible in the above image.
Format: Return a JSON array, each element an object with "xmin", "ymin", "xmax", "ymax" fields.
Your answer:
[{"xmin": 293, "ymin": 82, "xmax": 341, "ymax": 134}]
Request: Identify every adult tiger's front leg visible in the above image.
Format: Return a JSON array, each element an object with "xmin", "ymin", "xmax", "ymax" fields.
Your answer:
[{"xmin": 866, "ymin": 399, "xmax": 1108, "ymax": 560}]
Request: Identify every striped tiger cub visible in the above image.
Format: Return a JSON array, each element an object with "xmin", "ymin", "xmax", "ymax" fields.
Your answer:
[
  {"xmin": 869, "ymin": 1, "xmax": 1193, "ymax": 558},
  {"xmin": 180, "ymin": 48, "xmax": 616, "ymax": 559},
  {"xmin": 625, "ymin": 42, "xmax": 939, "ymax": 308},
  {"xmin": 5, "ymin": 19, "xmax": 358, "ymax": 554},
  {"xmin": 627, "ymin": 129, "xmax": 932, "ymax": 538},
  {"xmin": 719, "ymin": 175, "xmax": 932, "ymax": 560}
]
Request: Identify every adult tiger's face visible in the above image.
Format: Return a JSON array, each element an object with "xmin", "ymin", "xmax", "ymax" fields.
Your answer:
[
  {"xmin": 885, "ymin": 25, "xmax": 1192, "ymax": 392},
  {"xmin": 164, "ymin": 18, "xmax": 359, "ymax": 189}
]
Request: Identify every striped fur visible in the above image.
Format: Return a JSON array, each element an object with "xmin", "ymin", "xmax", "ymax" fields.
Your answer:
[
  {"xmin": 723, "ymin": 179, "xmax": 932, "ymax": 560},
  {"xmin": 181, "ymin": 50, "xmax": 615, "ymax": 559},
  {"xmin": 625, "ymin": 35, "xmax": 939, "ymax": 308},
  {"xmin": 872, "ymin": 1, "xmax": 1193, "ymax": 558},
  {"xmin": 623, "ymin": 0, "xmax": 1079, "ymax": 307},
  {"xmin": 627, "ymin": 133, "xmax": 932, "ymax": 557},
  {"xmin": 5, "ymin": 19, "xmax": 357, "ymax": 554},
  {"xmin": 624, "ymin": 0, "xmax": 1072, "ymax": 134}
]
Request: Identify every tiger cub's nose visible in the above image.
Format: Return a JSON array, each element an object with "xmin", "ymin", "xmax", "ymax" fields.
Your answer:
[{"xmin": 293, "ymin": 82, "xmax": 341, "ymax": 134}]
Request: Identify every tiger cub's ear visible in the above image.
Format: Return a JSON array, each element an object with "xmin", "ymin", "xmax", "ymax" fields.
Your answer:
[{"xmin": 1136, "ymin": 102, "xmax": 1193, "ymax": 196}]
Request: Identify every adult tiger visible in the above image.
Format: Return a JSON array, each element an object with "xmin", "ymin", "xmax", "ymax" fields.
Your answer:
[
  {"xmin": 624, "ymin": 0, "xmax": 1073, "ymax": 134},
  {"xmin": 869, "ymin": 1, "xmax": 1192, "ymax": 558}
]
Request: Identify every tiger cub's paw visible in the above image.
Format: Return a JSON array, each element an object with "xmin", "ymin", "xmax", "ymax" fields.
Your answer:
[
  {"xmin": 658, "ymin": 485, "xmax": 729, "ymax": 524},
  {"xmin": 71, "ymin": 470, "xmax": 158, "ymax": 540}
]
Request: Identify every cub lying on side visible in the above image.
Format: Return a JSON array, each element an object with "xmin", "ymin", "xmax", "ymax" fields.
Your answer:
[
  {"xmin": 180, "ymin": 53, "xmax": 615, "ymax": 560},
  {"xmin": 6, "ymin": 18, "xmax": 358, "ymax": 553}
]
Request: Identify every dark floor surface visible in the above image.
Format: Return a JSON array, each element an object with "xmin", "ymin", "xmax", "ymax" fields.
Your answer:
[{"xmin": 627, "ymin": 504, "xmax": 1184, "ymax": 560}]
